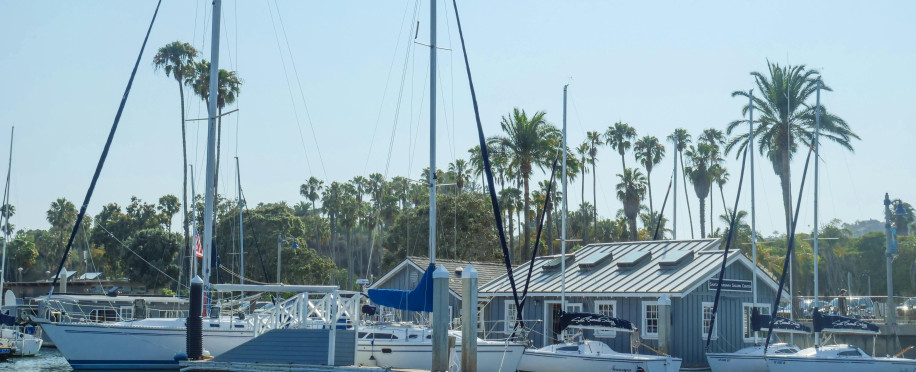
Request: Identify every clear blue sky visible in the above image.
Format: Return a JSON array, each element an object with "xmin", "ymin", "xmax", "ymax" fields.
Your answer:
[{"xmin": 0, "ymin": 0, "xmax": 913, "ymax": 238}]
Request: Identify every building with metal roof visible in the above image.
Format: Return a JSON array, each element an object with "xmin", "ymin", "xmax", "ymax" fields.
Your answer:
[{"xmin": 479, "ymin": 238, "xmax": 787, "ymax": 369}]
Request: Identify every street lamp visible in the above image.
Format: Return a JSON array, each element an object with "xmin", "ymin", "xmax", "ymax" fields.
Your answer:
[
  {"xmin": 884, "ymin": 193, "xmax": 907, "ymax": 325},
  {"xmin": 277, "ymin": 234, "xmax": 298, "ymax": 284}
]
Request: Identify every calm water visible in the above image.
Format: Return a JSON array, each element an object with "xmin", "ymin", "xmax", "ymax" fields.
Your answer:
[{"xmin": 1, "ymin": 348, "xmax": 72, "ymax": 371}]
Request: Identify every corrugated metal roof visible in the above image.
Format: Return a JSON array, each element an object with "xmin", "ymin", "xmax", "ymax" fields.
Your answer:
[{"xmin": 479, "ymin": 238, "xmax": 760, "ymax": 296}]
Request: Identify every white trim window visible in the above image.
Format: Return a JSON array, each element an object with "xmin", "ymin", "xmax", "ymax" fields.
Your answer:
[
  {"xmin": 743, "ymin": 303, "xmax": 772, "ymax": 341},
  {"xmin": 594, "ymin": 300, "xmax": 618, "ymax": 338},
  {"xmin": 642, "ymin": 301, "xmax": 659, "ymax": 339},
  {"xmin": 702, "ymin": 302, "xmax": 717, "ymax": 340},
  {"xmin": 505, "ymin": 302, "xmax": 518, "ymax": 333}
]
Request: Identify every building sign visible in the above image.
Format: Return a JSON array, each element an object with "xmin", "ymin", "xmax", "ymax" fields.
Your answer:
[{"xmin": 708, "ymin": 279, "xmax": 752, "ymax": 292}]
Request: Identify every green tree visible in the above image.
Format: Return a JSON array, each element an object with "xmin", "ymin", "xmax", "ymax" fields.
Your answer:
[
  {"xmin": 604, "ymin": 122, "xmax": 636, "ymax": 171},
  {"xmin": 667, "ymin": 128, "xmax": 695, "ymax": 238},
  {"xmin": 322, "ymin": 182, "xmax": 344, "ymax": 263},
  {"xmin": 0, "ymin": 204, "xmax": 14, "ymax": 237},
  {"xmin": 616, "ymin": 168, "xmax": 647, "ymax": 241},
  {"xmin": 152, "ymin": 40, "xmax": 198, "ymax": 279},
  {"xmin": 46, "ymin": 198, "xmax": 77, "ymax": 269},
  {"xmin": 448, "ymin": 159, "xmax": 471, "ymax": 194},
  {"xmin": 728, "ymin": 62, "xmax": 857, "ymax": 295},
  {"xmin": 489, "ymin": 108, "xmax": 559, "ymax": 260},
  {"xmin": 634, "ymin": 136, "xmax": 665, "ymax": 218},
  {"xmin": 157, "ymin": 194, "xmax": 181, "ymax": 233},
  {"xmin": 586, "ymin": 131, "xmax": 602, "ymax": 244},
  {"xmin": 125, "ymin": 229, "xmax": 181, "ymax": 290}
]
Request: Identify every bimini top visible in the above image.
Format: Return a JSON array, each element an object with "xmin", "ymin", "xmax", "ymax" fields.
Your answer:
[{"xmin": 479, "ymin": 238, "xmax": 781, "ymax": 298}]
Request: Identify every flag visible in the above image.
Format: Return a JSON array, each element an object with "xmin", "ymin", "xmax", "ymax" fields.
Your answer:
[{"xmin": 194, "ymin": 232, "xmax": 204, "ymax": 258}]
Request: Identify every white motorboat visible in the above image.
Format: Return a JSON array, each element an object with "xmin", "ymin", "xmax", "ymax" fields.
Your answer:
[
  {"xmin": 706, "ymin": 343, "xmax": 799, "ymax": 372},
  {"xmin": 517, "ymin": 339, "xmax": 680, "ymax": 372},
  {"xmin": 0, "ymin": 326, "xmax": 42, "ymax": 356},
  {"xmin": 37, "ymin": 316, "xmax": 253, "ymax": 370},
  {"xmin": 356, "ymin": 323, "xmax": 524, "ymax": 372},
  {"xmin": 766, "ymin": 344, "xmax": 916, "ymax": 372}
]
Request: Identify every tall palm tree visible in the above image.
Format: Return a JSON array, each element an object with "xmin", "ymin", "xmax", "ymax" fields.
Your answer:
[
  {"xmin": 300, "ymin": 176, "xmax": 324, "ymax": 244},
  {"xmin": 188, "ymin": 60, "xmax": 242, "ymax": 197},
  {"xmin": 616, "ymin": 168, "xmax": 647, "ymax": 241},
  {"xmin": 667, "ymin": 128, "xmax": 695, "ymax": 238},
  {"xmin": 448, "ymin": 159, "xmax": 471, "ymax": 194},
  {"xmin": 489, "ymin": 108, "xmax": 560, "ymax": 260},
  {"xmin": 152, "ymin": 41, "xmax": 197, "ymax": 271},
  {"xmin": 604, "ymin": 122, "xmax": 637, "ymax": 172},
  {"xmin": 633, "ymin": 136, "xmax": 665, "ymax": 218},
  {"xmin": 499, "ymin": 187, "xmax": 522, "ymax": 257},
  {"xmin": 575, "ymin": 141, "xmax": 589, "ymax": 207},
  {"xmin": 699, "ymin": 129, "xmax": 726, "ymax": 233},
  {"xmin": 585, "ymin": 131, "xmax": 602, "ymax": 244},
  {"xmin": 684, "ymin": 143, "xmax": 716, "ymax": 238},
  {"xmin": 321, "ymin": 182, "xmax": 343, "ymax": 262},
  {"xmin": 728, "ymin": 62, "xmax": 857, "ymax": 297}
]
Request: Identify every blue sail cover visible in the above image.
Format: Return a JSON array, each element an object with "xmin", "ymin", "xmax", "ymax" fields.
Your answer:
[
  {"xmin": 367, "ymin": 263, "xmax": 435, "ymax": 312},
  {"xmin": 557, "ymin": 311, "xmax": 633, "ymax": 332},
  {"xmin": 813, "ymin": 308, "xmax": 879, "ymax": 334},
  {"xmin": 751, "ymin": 308, "xmax": 810, "ymax": 334},
  {"xmin": 0, "ymin": 312, "xmax": 14, "ymax": 326}
]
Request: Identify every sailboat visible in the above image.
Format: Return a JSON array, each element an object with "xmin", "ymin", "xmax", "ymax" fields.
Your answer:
[
  {"xmin": 763, "ymin": 79, "xmax": 916, "ymax": 372},
  {"xmin": 514, "ymin": 86, "xmax": 681, "ymax": 372},
  {"xmin": 357, "ymin": 2, "xmax": 524, "ymax": 370},
  {"xmin": 705, "ymin": 90, "xmax": 803, "ymax": 371},
  {"xmin": 0, "ymin": 127, "xmax": 43, "ymax": 357}
]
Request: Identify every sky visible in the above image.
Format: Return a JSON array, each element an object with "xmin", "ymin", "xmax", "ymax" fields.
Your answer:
[{"xmin": 0, "ymin": 0, "xmax": 913, "ymax": 238}]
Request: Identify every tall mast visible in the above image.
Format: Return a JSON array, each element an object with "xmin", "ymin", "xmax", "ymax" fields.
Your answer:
[
  {"xmin": 202, "ymin": 0, "xmax": 222, "ymax": 290},
  {"xmin": 190, "ymin": 164, "xmax": 197, "ymax": 284},
  {"xmin": 672, "ymin": 136, "xmax": 677, "ymax": 239},
  {"xmin": 236, "ymin": 157, "xmax": 244, "ymax": 287},
  {"xmin": 428, "ymin": 0, "xmax": 437, "ymax": 265},
  {"xmin": 561, "ymin": 84, "xmax": 568, "ymax": 309},
  {"xmin": 813, "ymin": 77, "xmax": 821, "ymax": 346},
  {"xmin": 0, "ymin": 127, "xmax": 13, "ymax": 295},
  {"xmin": 749, "ymin": 91, "xmax": 759, "ymax": 344}
]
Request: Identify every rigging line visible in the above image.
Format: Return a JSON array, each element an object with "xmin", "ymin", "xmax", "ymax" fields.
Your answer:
[
  {"xmin": 436, "ymin": 57, "xmax": 457, "ymax": 164},
  {"xmin": 706, "ymin": 145, "xmax": 749, "ymax": 349},
  {"xmin": 451, "ymin": 0, "xmax": 523, "ymax": 328},
  {"xmin": 408, "ymin": 59, "xmax": 431, "ymax": 178},
  {"xmin": 46, "ymin": 0, "xmax": 163, "ymax": 298},
  {"xmin": 764, "ymin": 144, "xmax": 815, "ymax": 352},
  {"xmin": 95, "ymin": 222, "xmax": 188, "ymax": 290},
  {"xmin": 273, "ymin": 0, "xmax": 328, "ymax": 180},
  {"xmin": 362, "ymin": 0, "xmax": 416, "ymax": 175},
  {"xmin": 653, "ymin": 175, "xmax": 674, "ymax": 240},
  {"xmin": 265, "ymin": 2, "xmax": 315, "ymax": 178}
]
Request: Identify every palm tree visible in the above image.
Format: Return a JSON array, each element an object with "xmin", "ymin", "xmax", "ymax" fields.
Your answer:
[
  {"xmin": 0, "ymin": 204, "xmax": 14, "ymax": 237},
  {"xmin": 728, "ymin": 62, "xmax": 857, "ymax": 296},
  {"xmin": 499, "ymin": 187, "xmax": 522, "ymax": 257},
  {"xmin": 586, "ymin": 131, "xmax": 602, "ymax": 243},
  {"xmin": 575, "ymin": 142, "xmax": 589, "ymax": 207},
  {"xmin": 467, "ymin": 146, "xmax": 485, "ymax": 190},
  {"xmin": 699, "ymin": 129, "xmax": 726, "ymax": 233},
  {"xmin": 321, "ymin": 182, "xmax": 343, "ymax": 262},
  {"xmin": 489, "ymin": 108, "xmax": 560, "ymax": 260},
  {"xmin": 604, "ymin": 122, "xmax": 636, "ymax": 171},
  {"xmin": 188, "ymin": 60, "xmax": 242, "ymax": 197},
  {"xmin": 684, "ymin": 143, "xmax": 717, "ymax": 238},
  {"xmin": 300, "ymin": 176, "xmax": 324, "ymax": 244},
  {"xmin": 616, "ymin": 168, "xmax": 647, "ymax": 241},
  {"xmin": 667, "ymin": 128, "xmax": 695, "ymax": 238},
  {"xmin": 448, "ymin": 159, "xmax": 471, "ymax": 194},
  {"xmin": 152, "ymin": 41, "xmax": 198, "ymax": 271},
  {"xmin": 633, "ymin": 136, "xmax": 665, "ymax": 217}
]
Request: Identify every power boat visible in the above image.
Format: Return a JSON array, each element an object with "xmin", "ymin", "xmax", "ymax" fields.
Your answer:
[
  {"xmin": 765, "ymin": 309, "xmax": 916, "ymax": 372},
  {"xmin": 0, "ymin": 326, "xmax": 42, "ymax": 357},
  {"xmin": 0, "ymin": 337, "xmax": 15, "ymax": 361},
  {"xmin": 706, "ymin": 308, "xmax": 807, "ymax": 371},
  {"xmin": 356, "ymin": 323, "xmax": 524, "ymax": 372},
  {"xmin": 516, "ymin": 312, "xmax": 681, "ymax": 372}
]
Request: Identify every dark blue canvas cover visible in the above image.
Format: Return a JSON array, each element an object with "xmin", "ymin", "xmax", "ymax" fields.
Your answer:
[{"xmin": 367, "ymin": 263, "xmax": 435, "ymax": 312}]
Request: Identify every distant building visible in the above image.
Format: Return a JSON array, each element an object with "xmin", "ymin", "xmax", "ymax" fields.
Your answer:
[
  {"xmin": 478, "ymin": 238, "xmax": 786, "ymax": 369},
  {"xmin": 368, "ymin": 256, "xmax": 505, "ymax": 325}
]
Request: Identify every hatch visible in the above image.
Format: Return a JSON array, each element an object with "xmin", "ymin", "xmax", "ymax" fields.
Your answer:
[
  {"xmin": 616, "ymin": 250, "xmax": 651, "ymax": 270},
  {"xmin": 577, "ymin": 251, "xmax": 612, "ymax": 270},
  {"xmin": 658, "ymin": 250, "xmax": 694, "ymax": 268},
  {"xmin": 542, "ymin": 254, "xmax": 574, "ymax": 272}
]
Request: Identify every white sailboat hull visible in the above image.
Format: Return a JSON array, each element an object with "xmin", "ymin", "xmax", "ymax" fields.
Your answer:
[
  {"xmin": 517, "ymin": 348, "xmax": 681, "ymax": 372},
  {"xmin": 767, "ymin": 355, "xmax": 916, "ymax": 372},
  {"xmin": 40, "ymin": 318, "xmax": 253, "ymax": 370},
  {"xmin": 357, "ymin": 341, "xmax": 524, "ymax": 372},
  {"xmin": 707, "ymin": 343, "xmax": 799, "ymax": 372}
]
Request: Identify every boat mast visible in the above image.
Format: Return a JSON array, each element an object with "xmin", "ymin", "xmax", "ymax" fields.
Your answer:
[
  {"xmin": 202, "ymin": 0, "xmax": 221, "ymax": 291},
  {"xmin": 428, "ymin": 0, "xmax": 437, "ymax": 267},
  {"xmin": 749, "ymin": 91, "xmax": 759, "ymax": 344},
  {"xmin": 813, "ymin": 77, "xmax": 821, "ymax": 346},
  {"xmin": 0, "ymin": 127, "xmax": 12, "ymax": 296},
  {"xmin": 236, "ymin": 157, "xmax": 244, "ymax": 289},
  {"xmin": 561, "ymin": 84, "xmax": 568, "ymax": 310},
  {"xmin": 190, "ymin": 164, "xmax": 197, "ymax": 284},
  {"xmin": 672, "ymin": 136, "xmax": 677, "ymax": 239}
]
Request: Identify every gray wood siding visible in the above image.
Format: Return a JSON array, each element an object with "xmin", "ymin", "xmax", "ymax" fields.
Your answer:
[
  {"xmin": 481, "ymin": 259, "xmax": 780, "ymax": 369},
  {"xmin": 212, "ymin": 329, "xmax": 356, "ymax": 366}
]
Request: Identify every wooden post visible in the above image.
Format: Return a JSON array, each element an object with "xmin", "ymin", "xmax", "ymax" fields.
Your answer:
[
  {"xmin": 461, "ymin": 264, "xmax": 478, "ymax": 372},
  {"xmin": 658, "ymin": 294, "xmax": 671, "ymax": 355},
  {"xmin": 432, "ymin": 265, "xmax": 450, "ymax": 371}
]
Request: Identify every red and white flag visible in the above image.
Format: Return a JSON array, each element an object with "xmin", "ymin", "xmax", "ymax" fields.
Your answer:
[{"xmin": 194, "ymin": 232, "xmax": 204, "ymax": 258}]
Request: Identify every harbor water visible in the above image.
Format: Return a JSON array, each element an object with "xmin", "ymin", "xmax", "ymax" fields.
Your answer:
[{"xmin": 2, "ymin": 348, "xmax": 71, "ymax": 371}]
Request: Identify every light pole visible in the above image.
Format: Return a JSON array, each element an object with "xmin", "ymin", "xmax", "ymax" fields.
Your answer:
[
  {"xmin": 277, "ymin": 234, "xmax": 298, "ymax": 284},
  {"xmin": 885, "ymin": 193, "xmax": 907, "ymax": 325}
]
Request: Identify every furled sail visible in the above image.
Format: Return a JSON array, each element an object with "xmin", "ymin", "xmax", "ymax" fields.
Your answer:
[
  {"xmin": 812, "ymin": 308, "xmax": 879, "ymax": 334},
  {"xmin": 557, "ymin": 311, "xmax": 633, "ymax": 332},
  {"xmin": 751, "ymin": 308, "xmax": 810, "ymax": 334}
]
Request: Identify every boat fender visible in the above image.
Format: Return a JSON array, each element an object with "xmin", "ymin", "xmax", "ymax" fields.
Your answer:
[
  {"xmin": 173, "ymin": 352, "xmax": 188, "ymax": 361},
  {"xmin": 202, "ymin": 349, "xmax": 211, "ymax": 358}
]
